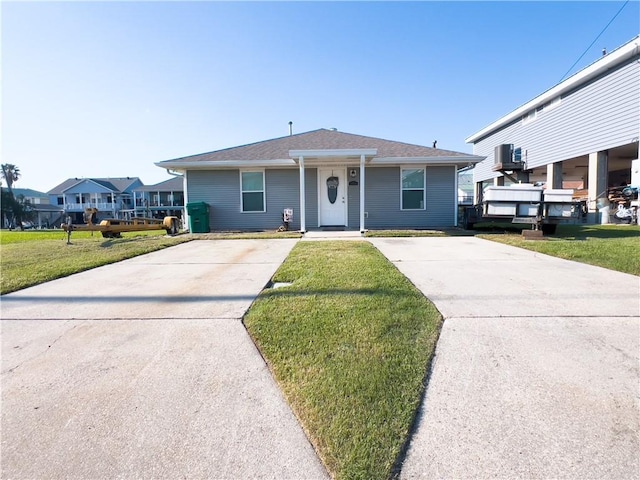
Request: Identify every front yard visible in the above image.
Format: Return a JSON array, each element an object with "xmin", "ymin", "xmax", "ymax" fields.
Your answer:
[{"xmin": 244, "ymin": 241, "xmax": 442, "ymax": 480}]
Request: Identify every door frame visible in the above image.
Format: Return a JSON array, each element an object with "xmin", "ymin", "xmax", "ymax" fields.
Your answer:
[{"xmin": 317, "ymin": 167, "xmax": 348, "ymax": 227}]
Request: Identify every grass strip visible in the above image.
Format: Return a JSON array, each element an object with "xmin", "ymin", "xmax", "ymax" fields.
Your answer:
[
  {"xmin": 0, "ymin": 230, "xmax": 191, "ymax": 294},
  {"xmin": 244, "ymin": 241, "xmax": 442, "ymax": 480},
  {"xmin": 479, "ymin": 224, "xmax": 640, "ymax": 276}
]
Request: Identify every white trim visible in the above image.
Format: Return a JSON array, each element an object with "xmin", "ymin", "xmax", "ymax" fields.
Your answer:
[
  {"xmin": 400, "ymin": 167, "xmax": 426, "ymax": 211},
  {"xmin": 290, "ymin": 149, "xmax": 377, "ymax": 158},
  {"xmin": 182, "ymin": 174, "xmax": 188, "ymax": 227},
  {"xmin": 157, "ymin": 155, "xmax": 484, "ymax": 170},
  {"xmin": 371, "ymin": 156, "xmax": 484, "ymax": 165},
  {"xmin": 317, "ymin": 167, "xmax": 348, "ymax": 226},
  {"xmin": 466, "ymin": 35, "xmax": 640, "ymax": 144},
  {"xmin": 299, "ymin": 157, "xmax": 306, "ymax": 232},
  {"xmin": 239, "ymin": 169, "xmax": 266, "ymax": 213},
  {"xmin": 156, "ymin": 159, "xmax": 296, "ymax": 170},
  {"xmin": 454, "ymin": 165, "xmax": 458, "ymax": 227},
  {"xmin": 359, "ymin": 154, "xmax": 365, "ymax": 233}
]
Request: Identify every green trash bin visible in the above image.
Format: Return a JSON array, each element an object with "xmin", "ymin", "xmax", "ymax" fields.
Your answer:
[{"xmin": 186, "ymin": 202, "xmax": 210, "ymax": 233}]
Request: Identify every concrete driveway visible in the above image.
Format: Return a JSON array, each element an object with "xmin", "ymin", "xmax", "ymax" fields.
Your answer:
[
  {"xmin": 370, "ymin": 237, "xmax": 639, "ymax": 479},
  {"xmin": 2, "ymin": 239, "xmax": 328, "ymax": 480}
]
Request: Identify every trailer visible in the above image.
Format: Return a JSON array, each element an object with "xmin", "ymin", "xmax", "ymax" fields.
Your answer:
[
  {"xmin": 62, "ymin": 216, "xmax": 180, "ymax": 243},
  {"xmin": 462, "ymin": 184, "xmax": 583, "ymax": 235}
]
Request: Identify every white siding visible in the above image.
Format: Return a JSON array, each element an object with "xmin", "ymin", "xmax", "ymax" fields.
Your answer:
[{"xmin": 472, "ymin": 56, "xmax": 640, "ymax": 183}]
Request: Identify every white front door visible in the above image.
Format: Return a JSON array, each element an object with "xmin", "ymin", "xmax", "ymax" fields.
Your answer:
[{"xmin": 319, "ymin": 168, "xmax": 347, "ymax": 226}]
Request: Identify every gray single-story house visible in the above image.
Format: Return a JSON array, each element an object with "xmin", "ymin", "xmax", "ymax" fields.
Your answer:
[{"xmin": 156, "ymin": 129, "xmax": 484, "ymax": 232}]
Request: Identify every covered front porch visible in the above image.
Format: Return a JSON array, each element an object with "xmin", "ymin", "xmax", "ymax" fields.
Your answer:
[{"xmin": 291, "ymin": 148, "xmax": 376, "ymax": 233}]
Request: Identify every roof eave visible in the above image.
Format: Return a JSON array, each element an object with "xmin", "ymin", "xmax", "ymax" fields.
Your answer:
[
  {"xmin": 371, "ymin": 156, "xmax": 485, "ymax": 165},
  {"xmin": 465, "ymin": 35, "xmax": 640, "ymax": 144},
  {"xmin": 155, "ymin": 159, "xmax": 297, "ymax": 170}
]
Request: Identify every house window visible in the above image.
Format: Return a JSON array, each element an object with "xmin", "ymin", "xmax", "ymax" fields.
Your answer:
[
  {"xmin": 543, "ymin": 96, "xmax": 561, "ymax": 112},
  {"xmin": 401, "ymin": 168, "xmax": 425, "ymax": 210},
  {"xmin": 57, "ymin": 197, "xmax": 64, "ymax": 205},
  {"xmin": 241, "ymin": 170, "xmax": 265, "ymax": 212},
  {"xmin": 522, "ymin": 110, "xmax": 537, "ymax": 125}
]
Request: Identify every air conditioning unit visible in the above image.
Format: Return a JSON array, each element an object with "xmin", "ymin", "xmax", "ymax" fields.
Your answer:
[{"xmin": 494, "ymin": 144, "xmax": 512, "ymax": 165}]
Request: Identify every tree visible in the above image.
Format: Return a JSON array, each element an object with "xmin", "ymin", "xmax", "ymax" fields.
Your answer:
[
  {"xmin": 1, "ymin": 164, "xmax": 21, "ymax": 197},
  {"xmin": 1, "ymin": 164, "xmax": 24, "ymax": 229}
]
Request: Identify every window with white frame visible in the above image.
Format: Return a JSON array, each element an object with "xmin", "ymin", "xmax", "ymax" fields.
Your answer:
[
  {"xmin": 522, "ymin": 109, "xmax": 537, "ymax": 125},
  {"xmin": 401, "ymin": 168, "xmax": 425, "ymax": 210},
  {"xmin": 543, "ymin": 96, "xmax": 561, "ymax": 112},
  {"xmin": 241, "ymin": 170, "xmax": 265, "ymax": 212}
]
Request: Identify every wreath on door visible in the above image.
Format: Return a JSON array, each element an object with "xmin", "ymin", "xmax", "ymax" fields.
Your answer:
[{"xmin": 326, "ymin": 175, "xmax": 339, "ymax": 204}]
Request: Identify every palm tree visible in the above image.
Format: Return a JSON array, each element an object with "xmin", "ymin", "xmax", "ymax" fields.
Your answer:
[
  {"xmin": 1, "ymin": 164, "xmax": 20, "ymax": 197},
  {"xmin": 1, "ymin": 164, "xmax": 21, "ymax": 229}
]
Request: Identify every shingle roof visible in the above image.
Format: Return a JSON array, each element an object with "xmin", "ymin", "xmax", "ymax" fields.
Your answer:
[
  {"xmin": 47, "ymin": 177, "xmax": 141, "ymax": 195},
  {"xmin": 11, "ymin": 188, "xmax": 48, "ymax": 198},
  {"xmin": 47, "ymin": 178, "xmax": 81, "ymax": 195},
  {"xmin": 133, "ymin": 177, "xmax": 183, "ymax": 192},
  {"xmin": 158, "ymin": 129, "xmax": 474, "ymax": 165}
]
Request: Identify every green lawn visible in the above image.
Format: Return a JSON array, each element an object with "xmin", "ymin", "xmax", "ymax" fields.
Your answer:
[
  {"xmin": 478, "ymin": 224, "xmax": 640, "ymax": 275},
  {"xmin": 244, "ymin": 241, "xmax": 442, "ymax": 480},
  {"xmin": 0, "ymin": 229, "xmax": 191, "ymax": 294}
]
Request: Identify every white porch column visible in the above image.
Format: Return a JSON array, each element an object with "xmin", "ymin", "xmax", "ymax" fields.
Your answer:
[
  {"xmin": 454, "ymin": 165, "xmax": 459, "ymax": 227},
  {"xmin": 547, "ymin": 162, "xmax": 563, "ymax": 189},
  {"xmin": 359, "ymin": 154, "xmax": 365, "ymax": 233},
  {"xmin": 588, "ymin": 151, "xmax": 608, "ymax": 212},
  {"xmin": 182, "ymin": 173, "xmax": 189, "ymax": 230},
  {"xmin": 299, "ymin": 156, "xmax": 306, "ymax": 232}
]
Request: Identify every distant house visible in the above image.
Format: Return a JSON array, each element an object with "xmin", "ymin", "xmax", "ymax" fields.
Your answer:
[
  {"xmin": 47, "ymin": 177, "xmax": 143, "ymax": 223},
  {"xmin": 457, "ymin": 171, "xmax": 474, "ymax": 205},
  {"xmin": 131, "ymin": 176, "xmax": 185, "ymax": 220},
  {"xmin": 156, "ymin": 129, "xmax": 484, "ymax": 232},
  {"xmin": 12, "ymin": 188, "xmax": 63, "ymax": 228},
  {"xmin": 466, "ymin": 35, "xmax": 639, "ymax": 220}
]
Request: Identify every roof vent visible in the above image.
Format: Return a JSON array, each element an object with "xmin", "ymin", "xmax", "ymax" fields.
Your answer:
[
  {"xmin": 330, "ymin": 127, "xmax": 337, "ymax": 131},
  {"xmin": 288, "ymin": 121, "xmax": 293, "ymax": 136}
]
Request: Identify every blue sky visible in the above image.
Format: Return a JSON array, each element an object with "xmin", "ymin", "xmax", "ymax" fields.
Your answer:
[{"xmin": 2, "ymin": 1, "xmax": 639, "ymax": 192}]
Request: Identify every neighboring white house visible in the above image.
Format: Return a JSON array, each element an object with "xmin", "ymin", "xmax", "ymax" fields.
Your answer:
[{"xmin": 466, "ymin": 35, "xmax": 639, "ymax": 220}]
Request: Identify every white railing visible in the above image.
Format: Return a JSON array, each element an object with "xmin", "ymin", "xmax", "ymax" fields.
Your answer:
[{"xmin": 64, "ymin": 202, "xmax": 118, "ymax": 211}]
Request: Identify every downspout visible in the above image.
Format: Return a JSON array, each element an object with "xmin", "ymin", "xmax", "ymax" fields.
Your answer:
[{"xmin": 166, "ymin": 169, "xmax": 186, "ymax": 229}]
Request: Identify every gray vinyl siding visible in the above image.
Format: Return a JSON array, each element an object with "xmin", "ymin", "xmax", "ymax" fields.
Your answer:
[
  {"xmin": 304, "ymin": 168, "xmax": 318, "ymax": 228},
  {"xmin": 364, "ymin": 166, "xmax": 456, "ymax": 228},
  {"xmin": 347, "ymin": 167, "xmax": 360, "ymax": 228},
  {"xmin": 472, "ymin": 55, "xmax": 640, "ymax": 183},
  {"xmin": 186, "ymin": 165, "xmax": 456, "ymax": 230},
  {"xmin": 186, "ymin": 169, "xmax": 301, "ymax": 231}
]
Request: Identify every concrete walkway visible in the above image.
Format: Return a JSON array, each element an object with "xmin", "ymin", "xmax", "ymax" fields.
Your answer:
[
  {"xmin": 1, "ymin": 240, "xmax": 328, "ymax": 479},
  {"xmin": 370, "ymin": 237, "xmax": 639, "ymax": 479}
]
